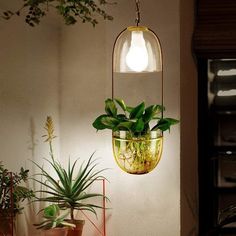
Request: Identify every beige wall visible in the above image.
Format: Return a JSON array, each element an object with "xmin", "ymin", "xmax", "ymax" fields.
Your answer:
[
  {"xmin": 0, "ymin": 2, "xmax": 60, "ymax": 235},
  {"xmin": 60, "ymin": 0, "xmax": 180, "ymax": 235},
  {"xmin": 0, "ymin": 0, "xmax": 182, "ymax": 235}
]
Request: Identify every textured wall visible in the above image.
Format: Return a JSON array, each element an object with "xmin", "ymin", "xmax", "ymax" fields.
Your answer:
[
  {"xmin": 0, "ymin": 0, "xmax": 181, "ymax": 235},
  {"xmin": 0, "ymin": 2, "xmax": 60, "ymax": 235}
]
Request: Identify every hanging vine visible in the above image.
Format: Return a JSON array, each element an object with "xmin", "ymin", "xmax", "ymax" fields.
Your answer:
[{"xmin": 1, "ymin": 0, "xmax": 115, "ymax": 27}]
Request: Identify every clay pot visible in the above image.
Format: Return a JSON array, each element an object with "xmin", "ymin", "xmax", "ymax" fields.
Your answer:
[
  {"xmin": 43, "ymin": 228, "xmax": 68, "ymax": 236},
  {"xmin": 0, "ymin": 214, "xmax": 14, "ymax": 236},
  {"xmin": 66, "ymin": 220, "xmax": 85, "ymax": 236}
]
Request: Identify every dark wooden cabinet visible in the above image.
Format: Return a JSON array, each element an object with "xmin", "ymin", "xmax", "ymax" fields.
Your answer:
[
  {"xmin": 198, "ymin": 59, "xmax": 236, "ymax": 235},
  {"xmin": 194, "ymin": 0, "xmax": 236, "ymax": 234}
]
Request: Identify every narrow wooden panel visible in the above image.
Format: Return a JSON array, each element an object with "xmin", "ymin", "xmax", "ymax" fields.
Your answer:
[{"xmin": 194, "ymin": 0, "xmax": 236, "ymax": 57}]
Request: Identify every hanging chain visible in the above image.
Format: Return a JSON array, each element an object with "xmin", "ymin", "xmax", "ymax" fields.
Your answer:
[{"xmin": 135, "ymin": 0, "xmax": 141, "ymax": 26}]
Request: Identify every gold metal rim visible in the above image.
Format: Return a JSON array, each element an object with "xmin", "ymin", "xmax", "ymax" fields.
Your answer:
[{"xmin": 127, "ymin": 26, "xmax": 149, "ymax": 31}]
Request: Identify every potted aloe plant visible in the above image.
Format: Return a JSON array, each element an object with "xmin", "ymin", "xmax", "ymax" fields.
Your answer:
[
  {"xmin": 34, "ymin": 204, "xmax": 75, "ymax": 236},
  {"xmin": 33, "ymin": 116, "xmax": 108, "ymax": 236},
  {"xmin": 93, "ymin": 98, "xmax": 179, "ymax": 174},
  {"xmin": 0, "ymin": 162, "xmax": 34, "ymax": 235}
]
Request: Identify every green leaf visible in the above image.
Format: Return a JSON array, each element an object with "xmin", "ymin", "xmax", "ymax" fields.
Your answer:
[
  {"xmin": 114, "ymin": 98, "xmax": 126, "ymax": 112},
  {"xmin": 116, "ymin": 121, "xmax": 134, "ymax": 131},
  {"xmin": 105, "ymin": 99, "xmax": 117, "ymax": 117},
  {"xmin": 44, "ymin": 204, "xmax": 59, "ymax": 219},
  {"xmin": 152, "ymin": 118, "xmax": 179, "ymax": 132},
  {"xmin": 126, "ymin": 106, "xmax": 133, "ymax": 113},
  {"xmin": 100, "ymin": 116, "xmax": 119, "ymax": 130},
  {"xmin": 133, "ymin": 118, "xmax": 145, "ymax": 132},
  {"xmin": 143, "ymin": 105, "xmax": 163, "ymax": 124},
  {"xmin": 129, "ymin": 102, "xmax": 145, "ymax": 119},
  {"xmin": 92, "ymin": 114, "xmax": 109, "ymax": 130},
  {"xmin": 117, "ymin": 114, "xmax": 127, "ymax": 121}
]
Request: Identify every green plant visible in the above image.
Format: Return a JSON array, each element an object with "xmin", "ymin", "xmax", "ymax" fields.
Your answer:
[
  {"xmin": 34, "ymin": 204, "xmax": 75, "ymax": 230},
  {"xmin": 1, "ymin": 0, "xmax": 115, "ymax": 27},
  {"xmin": 33, "ymin": 116, "xmax": 108, "ymax": 222},
  {"xmin": 93, "ymin": 98, "xmax": 179, "ymax": 136},
  {"xmin": 0, "ymin": 162, "xmax": 34, "ymax": 216},
  {"xmin": 93, "ymin": 98, "xmax": 179, "ymax": 174}
]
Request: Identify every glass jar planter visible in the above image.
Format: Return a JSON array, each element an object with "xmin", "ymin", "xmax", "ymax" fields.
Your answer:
[{"xmin": 112, "ymin": 130, "xmax": 163, "ymax": 175}]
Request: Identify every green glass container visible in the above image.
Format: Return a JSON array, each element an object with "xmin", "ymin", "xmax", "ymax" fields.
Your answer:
[{"xmin": 112, "ymin": 131, "xmax": 163, "ymax": 175}]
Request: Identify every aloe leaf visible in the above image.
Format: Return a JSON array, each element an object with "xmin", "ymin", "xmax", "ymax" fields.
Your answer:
[
  {"xmin": 80, "ymin": 173, "xmax": 107, "ymax": 193},
  {"xmin": 73, "ymin": 168, "xmax": 101, "ymax": 195},
  {"xmin": 129, "ymin": 102, "xmax": 145, "ymax": 119},
  {"xmin": 105, "ymin": 98, "xmax": 117, "ymax": 117},
  {"xmin": 33, "ymin": 190, "xmax": 65, "ymax": 199},
  {"xmin": 71, "ymin": 154, "xmax": 97, "ymax": 195},
  {"xmin": 31, "ymin": 160, "xmax": 65, "ymax": 194},
  {"xmin": 72, "ymin": 167, "xmax": 103, "ymax": 197},
  {"xmin": 76, "ymin": 193, "xmax": 105, "ymax": 201},
  {"xmin": 75, "ymin": 206, "xmax": 97, "ymax": 216},
  {"xmin": 32, "ymin": 178, "xmax": 64, "ymax": 196},
  {"xmin": 45, "ymin": 159, "xmax": 71, "ymax": 194},
  {"xmin": 68, "ymin": 158, "xmax": 77, "ymax": 186}
]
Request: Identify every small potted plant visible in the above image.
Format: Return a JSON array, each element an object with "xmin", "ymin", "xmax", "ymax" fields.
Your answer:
[
  {"xmin": 0, "ymin": 162, "xmax": 34, "ymax": 235},
  {"xmin": 34, "ymin": 204, "xmax": 75, "ymax": 236},
  {"xmin": 33, "ymin": 117, "xmax": 108, "ymax": 236},
  {"xmin": 93, "ymin": 98, "xmax": 179, "ymax": 174}
]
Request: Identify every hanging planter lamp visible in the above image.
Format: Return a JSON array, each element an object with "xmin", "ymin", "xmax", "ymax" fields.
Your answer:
[{"xmin": 111, "ymin": 0, "xmax": 164, "ymax": 175}]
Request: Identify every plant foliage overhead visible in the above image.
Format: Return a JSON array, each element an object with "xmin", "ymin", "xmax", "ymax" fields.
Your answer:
[
  {"xmin": 1, "ymin": 0, "xmax": 115, "ymax": 27},
  {"xmin": 93, "ymin": 98, "xmax": 179, "ymax": 136},
  {"xmin": 33, "ymin": 116, "xmax": 108, "ymax": 221}
]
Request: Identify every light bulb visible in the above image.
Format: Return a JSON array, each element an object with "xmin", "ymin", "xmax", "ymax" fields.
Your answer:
[{"xmin": 126, "ymin": 31, "xmax": 149, "ymax": 72}]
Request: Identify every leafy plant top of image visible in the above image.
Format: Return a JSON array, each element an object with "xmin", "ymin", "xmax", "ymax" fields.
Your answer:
[
  {"xmin": 93, "ymin": 98, "xmax": 179, "ymax": 137},
  {"xmin": 1, "ymin": 0, "xmax": 115, "ymax": 27}
]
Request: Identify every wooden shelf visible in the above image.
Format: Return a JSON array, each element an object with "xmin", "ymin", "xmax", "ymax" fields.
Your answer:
[{"xmin": 214, "ymin": 187, "xmax": 236, "ymax": 194}]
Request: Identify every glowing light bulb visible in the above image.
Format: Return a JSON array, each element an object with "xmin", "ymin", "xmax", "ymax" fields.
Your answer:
[{"xmin": 126, "ymin": 31, "xmax": 149, "ymax": 72}]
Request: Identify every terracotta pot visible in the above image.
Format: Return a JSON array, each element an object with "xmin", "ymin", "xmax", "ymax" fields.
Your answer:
[
  {"xmin": 66, "ymin": 220, "xmax": 85, "ymax": 236},
  {"xmin": 0, "ymin": 214, "xmax": 15, "ymax": 236},
  {"xmin": 43, "ymin": 228, "xmax": 68, "ymax": 236}
]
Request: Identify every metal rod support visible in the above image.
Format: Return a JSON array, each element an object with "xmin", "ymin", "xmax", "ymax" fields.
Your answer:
[{"xmin": 135, "ymin": 0, "xmax": 141, "ymax": 26}]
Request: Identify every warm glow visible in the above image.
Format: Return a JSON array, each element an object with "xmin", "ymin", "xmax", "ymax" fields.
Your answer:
[
  {"xmin": 125, "ymin": 31, "xmax": 148, "ymax": 72},
  {"xmin": 217, "ymin": 89, "xmax": 236, "ymax": 96}
]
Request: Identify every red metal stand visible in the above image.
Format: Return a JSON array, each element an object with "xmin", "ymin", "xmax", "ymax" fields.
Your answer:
[{"xmin": 81, "ymin": 178, "xmax": 107, "ymax": 236}]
